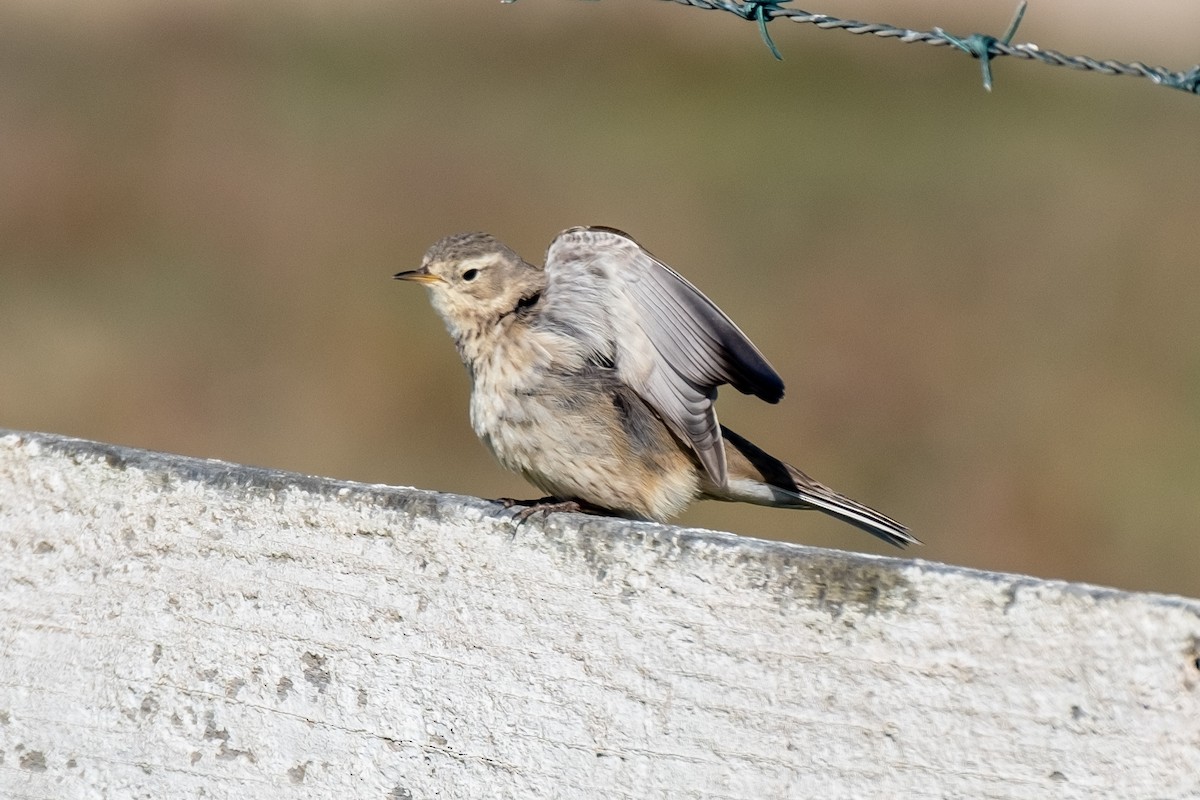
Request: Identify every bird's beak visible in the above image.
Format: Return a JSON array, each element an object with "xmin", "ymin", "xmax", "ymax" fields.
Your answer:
[{"xmin": 393, "ymin": 266, "xmax": 443, "ymax": 285}]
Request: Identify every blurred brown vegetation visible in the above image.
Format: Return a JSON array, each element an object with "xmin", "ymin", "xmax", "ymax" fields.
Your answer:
[{"xmin": 2, "ymin": 1, "xmax": 1198, "ymax": 596}]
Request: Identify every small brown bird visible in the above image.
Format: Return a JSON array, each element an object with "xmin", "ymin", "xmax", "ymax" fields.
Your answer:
[{"xmin": 396, "ymin": 226, "xmax": 916, "ymax": 547}]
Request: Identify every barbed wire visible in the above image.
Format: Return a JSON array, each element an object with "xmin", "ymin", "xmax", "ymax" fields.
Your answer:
[{"xmin": 502, "ymin": 0, "xmax": 1200, "ymax": 97}]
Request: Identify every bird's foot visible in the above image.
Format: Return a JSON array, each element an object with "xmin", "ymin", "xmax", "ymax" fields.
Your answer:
[{"xmin": 496, "ymin": 496, "xmax": 606, "ymax": 523}]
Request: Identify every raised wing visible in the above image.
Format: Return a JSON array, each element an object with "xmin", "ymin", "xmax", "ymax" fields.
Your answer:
[{"xmin": 539, "ymin": 226, "xmax": 784, "ymax": 487}]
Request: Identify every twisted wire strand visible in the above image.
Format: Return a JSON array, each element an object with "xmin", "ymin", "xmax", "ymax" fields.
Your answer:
[{"xmin": 630, "ymin": 0, "xmax": 1200, "ymax": 95}]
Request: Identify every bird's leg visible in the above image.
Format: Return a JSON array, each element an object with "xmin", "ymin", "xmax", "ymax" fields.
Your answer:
[{"xmin": 496, "ymin": 496, "xmax": 608, "ymax": 522}]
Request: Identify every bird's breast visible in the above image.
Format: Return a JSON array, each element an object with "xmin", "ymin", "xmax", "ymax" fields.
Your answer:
[{"xmin": 466, "ymin": 327, "xmax": 576, "ymax": 463}]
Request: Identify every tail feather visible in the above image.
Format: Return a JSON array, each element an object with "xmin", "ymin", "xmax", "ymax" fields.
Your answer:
[
  {"xmin": 781, "ymin": 463, "xmax": 918, "ymax": 548},
  {"xmin": 715, "ymin": 426, "xmax": 919, "ymax": 548}
]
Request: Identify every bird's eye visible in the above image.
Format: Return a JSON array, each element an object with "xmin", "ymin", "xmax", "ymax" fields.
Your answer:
[{"xmin": 462, "ymin": 268, "xmax": 479, "ymax": 282}]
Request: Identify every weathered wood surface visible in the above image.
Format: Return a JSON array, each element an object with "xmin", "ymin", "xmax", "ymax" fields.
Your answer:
[{"xmin": 1, "ymin": 429, "xmax": 1198, "ymax": 799}]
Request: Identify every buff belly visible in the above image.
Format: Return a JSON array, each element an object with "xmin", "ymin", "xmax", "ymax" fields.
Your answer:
[{"xmin": 469, "ymin": 369, "xmax": 699, "ymax": 521}]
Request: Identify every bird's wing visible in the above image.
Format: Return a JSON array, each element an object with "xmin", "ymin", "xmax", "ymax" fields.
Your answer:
[{"xmin": 539, "ymin": 226, "xmax": 784, "ymax": 487}]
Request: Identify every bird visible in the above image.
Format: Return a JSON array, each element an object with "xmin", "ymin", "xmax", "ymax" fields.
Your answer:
[{"xmin": 395, "ymin": 226, "xmax": 916, "ymax": 547}]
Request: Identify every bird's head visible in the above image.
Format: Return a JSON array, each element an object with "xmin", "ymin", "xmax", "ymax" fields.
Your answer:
[{"xmin": 396, "ymin": 232, "xmax": 543, "ymax": 340}]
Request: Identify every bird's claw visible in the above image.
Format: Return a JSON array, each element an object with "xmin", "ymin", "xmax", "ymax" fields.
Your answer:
[{"xmin": 495, "ymin": 496, "xmax": 598, "ymax": 523}]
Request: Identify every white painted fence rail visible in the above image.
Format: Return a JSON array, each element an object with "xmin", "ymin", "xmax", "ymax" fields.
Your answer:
[{"xmin": 1, "ymin": 429, "xmax": 1198, "ymax": 799}]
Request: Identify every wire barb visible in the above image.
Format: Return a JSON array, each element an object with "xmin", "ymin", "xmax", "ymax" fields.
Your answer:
[
  {"xmin": 1166, "ymin": 65, "xmax": 1200, "ymax": 93},
  {"xmin": 934, "ymin": 1, "xmax": 1026, "ymax": 91},
  {"xmin": 503, "ymin": 0, "xmax": 1200, "ymax": 99},
  {"xmin": 740, "ymin": 1, "xmax": 788, "ymax": 61}
]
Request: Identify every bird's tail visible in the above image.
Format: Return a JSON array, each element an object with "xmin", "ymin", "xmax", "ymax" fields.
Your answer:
[{"xmin": 709, "ymin": 427, "xmax": 919, "ymax": 548}]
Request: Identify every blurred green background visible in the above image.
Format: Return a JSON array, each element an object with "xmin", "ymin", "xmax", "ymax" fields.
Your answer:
[{"xmin": 2, "ymin": 1, "xmax": 1198, "ymax": 596}]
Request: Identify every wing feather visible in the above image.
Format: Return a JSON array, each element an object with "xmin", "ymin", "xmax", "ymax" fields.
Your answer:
[{"xmin": 539, "ymin": 226, "xmax": 784, "ymax": 486}]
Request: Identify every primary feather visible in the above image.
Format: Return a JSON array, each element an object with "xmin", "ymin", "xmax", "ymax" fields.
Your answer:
[{"xmin": 540, "ymin": 226, "xmax": 784, "ymax": 487}]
